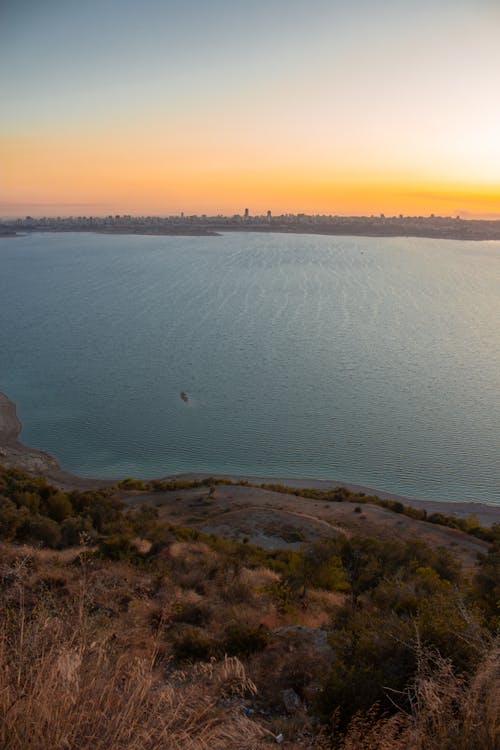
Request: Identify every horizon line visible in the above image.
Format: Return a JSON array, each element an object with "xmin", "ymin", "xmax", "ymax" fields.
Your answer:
[{"xmin": 3, "ymin": 211, "xmax": 500, "ymax": 222}]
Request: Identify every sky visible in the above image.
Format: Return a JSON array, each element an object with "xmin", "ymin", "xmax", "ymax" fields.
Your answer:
[{"xmin": 1, "ymin": 0, "xmax": 500, "ymax": 218}]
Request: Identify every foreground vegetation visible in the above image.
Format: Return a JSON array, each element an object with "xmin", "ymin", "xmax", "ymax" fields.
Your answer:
[{"xmin": 0, "ymin": 465, "xmax": 498, "ymax": 748}]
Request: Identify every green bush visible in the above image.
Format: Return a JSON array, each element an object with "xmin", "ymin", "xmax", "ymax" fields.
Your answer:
[
  {"xmin": 303, "ymin": 540, "xmax": 349, "ymax": 592},
  {"xmin": 267, "ymin": 579, "xmax": 296, "ymax": 613},
  {"xmin": 42, "ymin": 491, "xmax": 73, "ymax": 523},
  {"xmin": 118, "ymin": 477, "xmax": 144, "ymax": 490},
  {"xmin": 473, "ymin": 542, "xmax": 500, "ymax": 629},
  {"xmin": 0, "ymin": 496, "xmax": 29, "ymax": 540},
  {"xmin": 60, "ymin": 516, "xmax": 95, "ymax": 547},
  {"xmin": 98, "ymin": 534, "xmax": 139, "ymax": 561},
  {"xmin": 14, "ymin": 490, "xmax": 40, "ymax": 514},
  {"xmin": 127, "ymin": 504, "xmax": 159, "ymax": 537},
  {"xmin": 70, "ymin": 490, "xmax": 124, "ymax": 533},
  {"xmin": 23, "ymin": 514, "xmax": 62, "ymax": 547}
]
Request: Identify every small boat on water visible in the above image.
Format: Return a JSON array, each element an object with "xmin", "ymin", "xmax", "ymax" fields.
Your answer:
[{"xmin": 180, "ymin": 391, "xmax": 188, "ymax": 403}]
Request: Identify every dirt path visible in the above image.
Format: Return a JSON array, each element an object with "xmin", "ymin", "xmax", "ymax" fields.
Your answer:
[{"xmin": 205, "ymin": 504, "xmax": 349, "ymax": 538}]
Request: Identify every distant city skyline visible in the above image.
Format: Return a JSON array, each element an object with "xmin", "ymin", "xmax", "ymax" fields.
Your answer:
[
  {"xmin": 1, "ymin": 204, "xmax": 500, "ymax": 222},
  {"xmin": 3, "ymin": 208, "xmax": 499, "ymax": 221},
  {"xmin": 2, "ymin": 0, "xmax": 499, "ymax": 218}
]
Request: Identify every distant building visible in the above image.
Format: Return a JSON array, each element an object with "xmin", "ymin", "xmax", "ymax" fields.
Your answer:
[
  {"xmin": 244, "ymin": 208, "xmax": 249, "ymax": 222},
  {"xmin": 266, "ymin": 210, "xmax": 271, "ymax": 224}
]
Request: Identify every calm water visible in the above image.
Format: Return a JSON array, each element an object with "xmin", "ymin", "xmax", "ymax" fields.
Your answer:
[{"xmin": 0, "ymin": 231, "xmax": 499, "ymax": 504}]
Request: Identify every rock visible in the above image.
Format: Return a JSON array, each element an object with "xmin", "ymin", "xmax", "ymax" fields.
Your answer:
[
  {"xmin": 282, "ymin": 687, "xmax": 301, "ymax": 712},
  {"xmin": 275, "ymin": 625, "xmax": 334, "ymax": 660}
]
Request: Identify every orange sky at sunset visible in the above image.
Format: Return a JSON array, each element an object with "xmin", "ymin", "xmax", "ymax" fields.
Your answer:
[{"xmin": 2, "ymin": 0, "xmax": 499, "ymax": 218}]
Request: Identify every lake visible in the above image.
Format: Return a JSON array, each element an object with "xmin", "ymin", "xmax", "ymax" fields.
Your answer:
[{"xmin": 0, "ymin": 231, "xmax": 498, "ymax": 504}]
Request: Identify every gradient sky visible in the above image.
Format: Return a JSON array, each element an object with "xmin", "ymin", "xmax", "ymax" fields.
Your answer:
[{"xmin": 1, "ymin": 0, "xmax": 500, "ymax": 218}]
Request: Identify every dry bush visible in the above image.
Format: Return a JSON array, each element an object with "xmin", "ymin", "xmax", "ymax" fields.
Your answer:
[
  {"xmin": 338, "ymin": 642, "xmax": 500, "ymax": 750},
  {"xmin": 162, "ymin": 542, "xmax": 223, "ymax": 593},
  {"xmin": 238, "ymin": 566, "xmax": 279, "ymax": 589},
  {"xmin": 335, "ymin": 706, "xmax": 412, "ymax": 750},
  {"xmin": 294, "ymin": 589, "xmax": 345, "ymax": 629},
  {"xmin": 404, "ymin": 643, "xmax": 499, "ymax": 750},
  {"xmin": 213, "ymin": 602, "xmax": 265, "ymax": 631}
]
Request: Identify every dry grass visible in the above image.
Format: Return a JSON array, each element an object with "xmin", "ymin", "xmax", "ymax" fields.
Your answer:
[
  {"xmin": 0, "ymin": 542, "xmax": 329, "ymax": 749},
  {"xmin": 1, "ymin": 537, "xmax": 496, "ymax": 750},
  {"xmin": 0, "ymin": 544, "xmax": 273, "ymax": 749},
  {"xmin": 339, "ymin": 643, "xmax": 500, "ymax": 750},
  {"xmin": 0, "ymin": 614, "xmax": 269, "ymax": 750}
]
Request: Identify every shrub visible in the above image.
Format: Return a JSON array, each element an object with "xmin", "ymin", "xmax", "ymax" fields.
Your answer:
[
  {"xmin": 223, "ymin": 623, "xmax": 269, "ymax": 657},
  {"xmin": 127, "ymin": 504, "xmax": 159, "ymax": 537},
  {"xmin": 473, "ymin": 543, "xmax": 500, "ymax": 630},
  {"xmin": 173, "ymin": 627, "xmax": 216, "ymax": 662},
  {"xmin": 320, "ymin": 608, "xmax": 415, "ymax": 725},
  {"xmin": 98, "ymin": 534, "xmax": 139, "ymax": 561},
  {"xmin": 337, "ymin": 645, "xmax": 500, "ymax": 750},
  {"xmin": 171, "ymin": 602, "xmax": 212, "ymax": 627},
  {"xmin": 0, "ymin": 496, "xmax": 29, "ymax": 540},
  {"xmin": 42, "ymin": 491, "xmax": 73, "ymax": 523},
  {"xmin": 303, "ymin": 540, "xmax": 349, "ymax": 592},
  {"xmin": 267, "ymin": 579, "xmax": 296, "ymax": 613},
  {"xmin": 22, "ymin": 514, "xmax": 62, "ymax": 547},
  {"xmin": 118, "ymin": 477, "xmax": 144, "ymax": 490},
  {"xmin": 60, "ymin": 516, "xmax": 95, "ymax": 547},
  {"xmin": 14, "ymin": 490, "xmax": 40, "ymax": 513}
]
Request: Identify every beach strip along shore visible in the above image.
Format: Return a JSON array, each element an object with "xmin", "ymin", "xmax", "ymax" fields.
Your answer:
[{"xmin": 0, "ymin": 390, "xmax": 498, "ymax": 526}]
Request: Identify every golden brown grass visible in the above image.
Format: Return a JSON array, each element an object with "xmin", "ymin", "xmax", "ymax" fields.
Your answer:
[
  {"xmin": 1, "ymin": 538, "xmax": 497, "ymax": 750},
  {"xmin": 0, "ymin": 542, "xmax": 330, "ymax": 749},
  {"xmin": 338, "ymin": 644, "xmax": 500, "ymax": 750},
  {"xmin": 0, "ymin": 614, "xmax": 269, "ymax": 749},
  {"xmin": 0, "ymin": 544, "xmax": 273, "ymax": 749}
]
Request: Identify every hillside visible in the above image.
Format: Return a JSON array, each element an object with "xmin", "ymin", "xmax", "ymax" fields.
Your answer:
[{"xmin": 0, "ymin": 465, "xmax": 498, "ymax": 748}]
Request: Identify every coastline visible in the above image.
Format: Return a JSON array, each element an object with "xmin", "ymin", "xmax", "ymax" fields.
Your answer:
[
  {"xmin": 0, "ymin": 224, "xmax": 500, "ymax": 242},
  {"xmin": 3, "ymin": 214, "xmax": 500, "ymax": 242},
  {"xmin": 1, "ymin": 390, "xmax": 498, "ymax": 525},
  {"xmin": 0, "ymin": 392, "xmax": 116, "ymax": 490}
]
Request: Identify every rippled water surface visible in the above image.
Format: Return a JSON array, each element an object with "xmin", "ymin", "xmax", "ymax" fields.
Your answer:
[{"xmin": 1, "ymin": 231, "xmax": 499, "ymax": 503}]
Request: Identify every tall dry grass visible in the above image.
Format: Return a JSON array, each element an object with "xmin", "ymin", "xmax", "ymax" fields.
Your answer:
[
  {"xmin": 0, "ymin": 553, "xmax": 270, "ymax": 750},
  {"xmin": 0, "ymin": 622, "xmax": 268, "ymax": 749},
  {"xmin": 339, "ymin": 642, "xmax": 499, "ymax": 750}
]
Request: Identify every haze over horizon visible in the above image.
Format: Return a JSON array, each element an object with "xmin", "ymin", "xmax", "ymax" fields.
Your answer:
[{"xmin": 2, "ymin": 0, "xmax": 500, "ymax": 219}]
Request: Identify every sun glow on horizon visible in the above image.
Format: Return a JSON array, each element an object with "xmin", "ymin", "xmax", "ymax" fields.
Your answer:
[{"xmin": 1, "ymin": 0, "xmax": 499, "ymax": 219}]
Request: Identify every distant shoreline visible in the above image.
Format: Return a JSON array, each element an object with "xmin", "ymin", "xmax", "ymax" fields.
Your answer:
[
  {"xmin": 1, "ymin": 390, "xmax": 498, "ymax": 525},
  {"xmin": 3, "ymin": 214, "xmax": 500, "ymax": 242}
]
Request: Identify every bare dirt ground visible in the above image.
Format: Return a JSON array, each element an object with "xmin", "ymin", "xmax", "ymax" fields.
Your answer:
[{"xmin": 124, "ymin": 484, "xmax": 491, "ymax": 571}]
